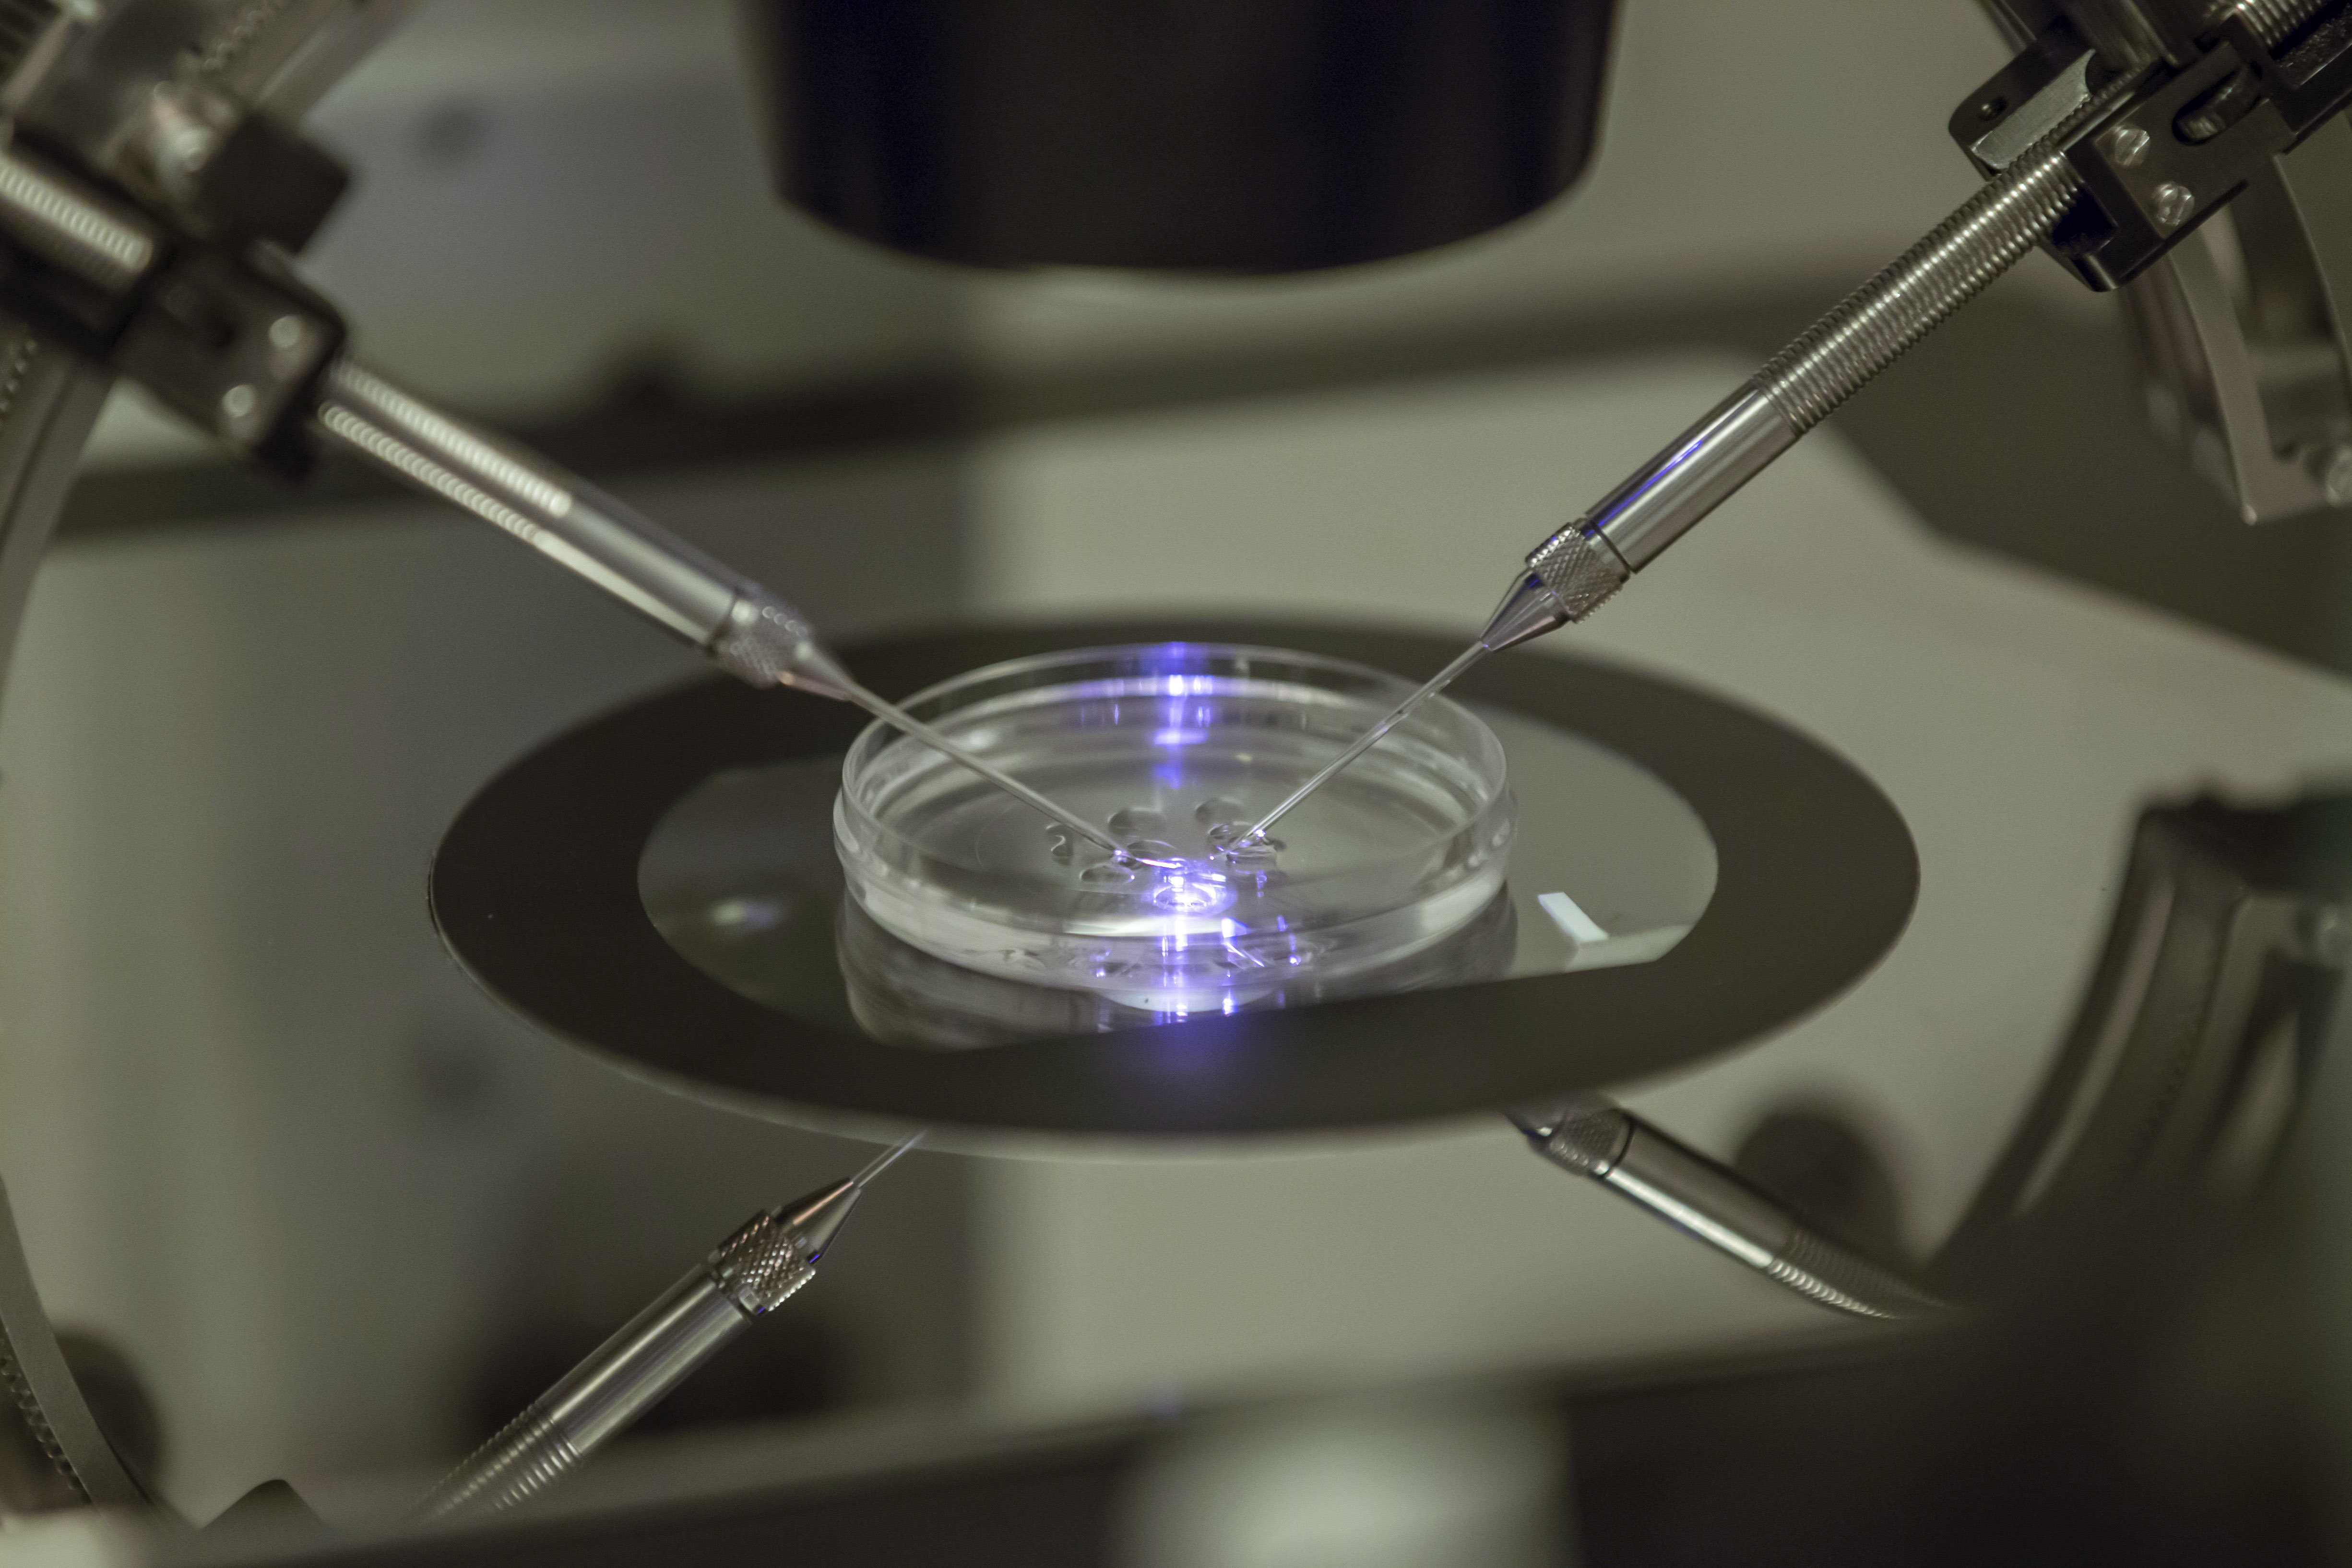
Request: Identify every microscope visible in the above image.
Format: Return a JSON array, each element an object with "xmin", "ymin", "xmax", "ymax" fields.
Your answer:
[{"xmin": 0, "ymin": 0, "xmax": 2345, "ymax": 1548}]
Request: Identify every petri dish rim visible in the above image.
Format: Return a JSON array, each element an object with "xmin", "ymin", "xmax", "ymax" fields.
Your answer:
[
  {"xmin": 832, "ymin": 641, "xmax": 1517, "ymax": 999},
  {"xmin": 834, "ymin": 641, "xmax": 1507, "ymax": 873}
]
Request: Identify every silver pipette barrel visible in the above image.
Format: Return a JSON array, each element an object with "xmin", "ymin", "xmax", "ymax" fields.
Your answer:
[
  {"xmin": 1512, "ymin": 1102, "xmax": 1947, "ymax": 1320},
  {"xmin": 1236, "ymin": 74, "xmax": 2134, "ymax": 834},
  {"xmin": 1477, "ymin": 71, "xmax": 2133, "ymax": 659},
  {"xmin": 311, "ymin": 362, "xmax": 1128, "ymax": 860},
  {"xmin": 410, "ymin": 1132, "xmax": 924, "ymax": 1524}
]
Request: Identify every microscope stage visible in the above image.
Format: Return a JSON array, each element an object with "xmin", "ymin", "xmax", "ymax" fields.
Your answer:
[{"xmin": 428, "ymin": 621, "xmax": 1914, "ymax": 1139}]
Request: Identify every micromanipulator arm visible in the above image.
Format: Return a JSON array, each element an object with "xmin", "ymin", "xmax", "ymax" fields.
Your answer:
[
  {"xmin": 412, "ymin": 1133, "xmax": 920, "ymax": 1524},
  {"xmin": 1512, "ymin": 1100, "xmax": 1949, "ymax": 1321},
  {"xmin": 1476, "ymin": 71, "xmax": 2138, "ymax": 656},
  {"xmin": 1485, "ymin": 0, "xmax": 2352, "ymax": 652},
  {"xmin": 0, "ymin": 130, "xmax": 1128, "ymax": 850}
]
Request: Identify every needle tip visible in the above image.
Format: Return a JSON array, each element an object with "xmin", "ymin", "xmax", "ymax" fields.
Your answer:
[{"xmin": 851, "ymin": 1129, "xmax": 926, "ymax": 1188}]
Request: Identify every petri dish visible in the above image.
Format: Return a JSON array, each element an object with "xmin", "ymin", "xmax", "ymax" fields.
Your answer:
[{"xmin": 833, "ymin": 644, "xmax": 1516, "ymax": 1010}]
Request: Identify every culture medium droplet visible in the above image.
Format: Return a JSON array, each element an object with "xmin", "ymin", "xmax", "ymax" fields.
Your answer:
[
  {"xmin": 1107, "ymin": 806, "xmax": 1168, "ymax": 842},
  {"xmin": 1193, "ymin": 796, "xmax": 1247, "ymax": 829}
]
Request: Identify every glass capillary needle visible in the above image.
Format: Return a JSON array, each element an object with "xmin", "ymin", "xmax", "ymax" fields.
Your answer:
[
  {"xmin": 312, "ymin": 83, "xmax": 2128, "ymax": 901},
  {"xmin": 1237, "ymin": 83, "xmax": 2156, "ymax": 854},
  {"xmin": 841, "ymin": 686, "xmax": 1135, "ymax": 860},
  {"xmin": 850, "ymin": 1128, "xmax": 926, "ymax": 1187},
  {"xmin": 309, "ymin": 360, "xmax": 1129, "ymax": 863},
  {"xmin": 1238, "ymin": 641, "xmax": 1488, "ymax": 843}
]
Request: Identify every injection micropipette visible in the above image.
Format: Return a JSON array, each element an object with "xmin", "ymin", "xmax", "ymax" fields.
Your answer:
[
  {"xmin": 309, "ymin": 362, "xmax": 1130, "ymax": 861},
  {"xmin": 1235, "ymin": 74, "xmax": 2131, "ymax": 843},
  {"xmin": 1235, "ymin": 642, "xmax": 1487, "ymax": 843},
  {"xmin": 848, "ymin": 1128, "xmax": 925, "ymax": 1186},
  {"xmin": 412, "ymin": 1130, "xmax": 927, "ymax": 1523}
]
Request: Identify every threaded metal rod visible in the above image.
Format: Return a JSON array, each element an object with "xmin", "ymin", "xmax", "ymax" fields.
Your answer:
[
  {"xmin": 409, "ymin": 1271, "xmax": 756, "ymax": 1522},
  {"xmin": 0, "ymin": 147, "xmax": 156, "ymax": 293},
  {"xmin": 413, "ymin": 1402, "xmax": 580, "ymax": 1522},
  {"xmin": 2234, "ymin": 0, "xmax": 2328, "ymax": 50},
  {"xmin": 1755, "ymin": 93, "xmax": 2113, "ymax": 434},
  {"xmin": 1513, "ymin": 1103, "xmax": 1950, "ymax": 1322},
  {"xmin": 409, "ymin": 1170, "xmax": 883, "ymax": 1525},
  {"xmin": 1491, "ymin": 71, "xmax": 2138, "ymax": 654},
  {"xmin": 1286, "ymin": 68, "xmax": 2148, "ymax": 837}
]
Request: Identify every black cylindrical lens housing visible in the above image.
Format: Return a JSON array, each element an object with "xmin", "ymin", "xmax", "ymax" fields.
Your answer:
[{"xmin": 740, "ymin": 0, "xmax": 1619, "ymax": 273}]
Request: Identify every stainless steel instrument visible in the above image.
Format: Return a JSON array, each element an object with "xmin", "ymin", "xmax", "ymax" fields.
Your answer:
[
  {"xmin": 309, "ymin": 360, "xmax": 1129, "ymax": 857},
  {"xmin": 0, "ymin": 7, "xmax": 1132, "ymax": 859},
  {"xmin": 411, "ymin": 1133, "xmax": 921, "ymax": 1523},
  {"xmin": 1512, "ymin": 1101, "xmax": 1949, "ymax": 1322},
  {"xmin": 1251, "ymin": 0, "xmax": 2352, "ymax": 837},
  {"xmin": 1242, "ymin": 71, "xmax": 2135, "ymax": 841}
]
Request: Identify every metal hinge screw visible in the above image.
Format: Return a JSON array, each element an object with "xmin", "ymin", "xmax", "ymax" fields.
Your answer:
[
  {"xmin": 2153, "ymin": 182, "xmax": 2197, "ymax": 228},
  {"xmin": 2103, "ymin": 123, "xmax": 2151, "ymax": 166}
]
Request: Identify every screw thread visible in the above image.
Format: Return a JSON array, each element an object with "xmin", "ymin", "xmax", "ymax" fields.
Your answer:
[
  {"xmin": 1758, "ymin": 78, "xmax": 2130, "ymax": 433},
  {"xmin": 411, "ymin": 1402, "xmax": 578, "ymax": 1523}
]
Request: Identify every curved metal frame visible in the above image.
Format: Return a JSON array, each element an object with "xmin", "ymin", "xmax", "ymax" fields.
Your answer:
[
  {"xmin": 0, "ymin": 318, "xmax": 142, "ymax": 1508},
  {"xmin": 1933, "ymin": 794, "xmax": 2352, "ymax": 1291},
  {"xmin": 0, "ymin": 0, "xmax": 413, "ymax": 1517}
]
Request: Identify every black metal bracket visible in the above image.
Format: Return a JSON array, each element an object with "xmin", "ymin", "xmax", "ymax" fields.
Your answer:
[
  {"xmin": 0, "ymin": 134, "xmax": 347, "ymax": 480},
  {"xmin": 110, "ymin": 246, "xmax": 344, "ymax": 478},
  {"xmin": 1951, "ymin": 3, "xmax": 2352, "ymax": 292}
]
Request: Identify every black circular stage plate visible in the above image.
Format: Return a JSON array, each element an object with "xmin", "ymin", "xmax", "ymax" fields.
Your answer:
[{"xmin": 431, "ymin": 621, "xmax": 1917, "ymax": 1139}]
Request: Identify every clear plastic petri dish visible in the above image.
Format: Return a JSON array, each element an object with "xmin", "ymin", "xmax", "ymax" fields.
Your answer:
[{"xmin": 834, "ymin": 643, "xmax": 1516, "ymax": 1009}]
